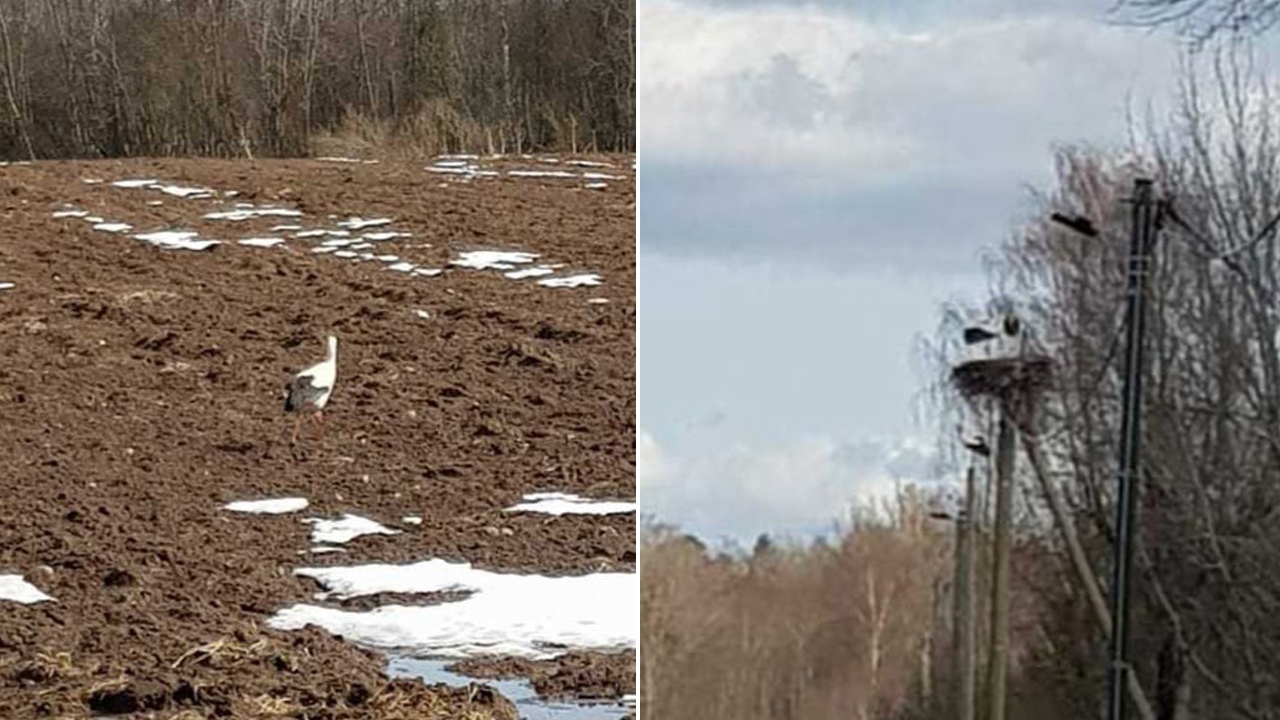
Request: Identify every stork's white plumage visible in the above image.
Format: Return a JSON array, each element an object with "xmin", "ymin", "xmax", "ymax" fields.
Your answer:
[{"xmin": 285, "ymin": 334, "xmax": 338, "ymax": 444}]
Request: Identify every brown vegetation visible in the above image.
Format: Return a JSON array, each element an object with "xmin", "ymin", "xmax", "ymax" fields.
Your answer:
[
  {"xmin": 640, "ymin": 497, "xmax": 963, "ymax": 720},
  {"xmin": 0, "ymin": 0, "xmax": 634, "ymax": 160}
]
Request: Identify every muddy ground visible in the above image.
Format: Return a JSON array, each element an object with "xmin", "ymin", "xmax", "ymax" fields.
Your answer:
[{"xmin": 0, "ymin": 156, "xmax": 635, "ymax": 718}]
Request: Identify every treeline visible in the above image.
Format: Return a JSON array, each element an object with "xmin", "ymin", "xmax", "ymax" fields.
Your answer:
[
  {"xmin": 0, "ymin": 0, "xmax": 634, "ymax": 160},
  {"xmin": 640, "ymin": 498, "xmax": 957, "ymax": 720}
]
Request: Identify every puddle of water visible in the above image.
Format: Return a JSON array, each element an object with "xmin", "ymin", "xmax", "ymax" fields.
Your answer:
[{"xmin": 386, "ymin": 656, "xmax": 632, "ymax": 720}]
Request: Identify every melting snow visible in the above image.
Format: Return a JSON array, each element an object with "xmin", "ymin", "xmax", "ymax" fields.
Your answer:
[
  {"xmin": 566, "ymin": 160, "xmax": 613, "ymax": 168},
  {"xmin": 387, "ymin": 262, "xmax": 416, "ymax": 272},
  {"xmin": 0, "ymin": 575, "xmax": 53, "ymax": 604},
  {"xmin": 587, "ymin": 298, "xmax": 609, "ymax": 304},
  {"xmin": 112, "ymin": 179, "xmax": 158, "ymax": 188},
  {"xmin": 333, "ymin": 250, "xmax": 359, "ymax": 259},
  {"xmin": 52, "ymin": 210, "xmax": 88, "ymax": 218},
  {"xmin": 267, "ymin": 559, "xmax": 637, "ymax": 659},
  {"xmin": 322, "ymin": 238, "xmax": 355, "ymax": 247},
  {"xmin": 81, "ymin": 178, "xmax": 103, "ymax": 184},
  {"xmin": 507, "ymin": 169, "xmax": 575, "ymax": 179},
  {"xmin": 305, "ymin": 514, "xmax": 400, "ymax": 545},
  {"xmin": 308, "ymin": 546, "xmax": 348, "ymax": 555},
  {"xmin": 133, "ymin": 230, "xmax": 221, "ymax": 252},
  {"xmin": 538, "ymin": 274, "xmax": 602, "ymax": 288},
  {"xmin": 504, "ymin": 266, "xmax": 555, "ymax": 280},
  {"xmin": 157, "ymin": 184, "xmax": 214, "ymax": 198},
  {"xmin": 93, "ymin": 222, "xmax": 133, "ymax": 233},
  {"xmin": 238, "ymin": 237, "xmax": 286, "ymax": 248},
  {"xmin": 412, "ymin": 268, "xmax": 443, "ymax": 277},
  {"xmin": 223, "ymin": 497, "xmax": 309, "ymax": 514},
  {"xmin": 204, "ymin": 208, "xmax": 303, "ymax": 221},
  {"xmin": 339, "ymin": 217, "xmax": 393, "ymax": 230},
  {"xmin": 504, "ymin": 492, "xmax": 636, "ymax": 516},
  {"xmin": 271, "ymin": 224, "xmax": 303, "ymax": 231},
  {"xmin": 295, "ymin": 230, "xmax": 328, "ymax": 238},
  {"xmin": 585, "ymin": 182, "xmax": 608, "ymax": 190},
  {"xmin": 362, "ymin": 231, "xmax": 411, "ymax": 241},
  {"xmin": 582, "ymin": 172, "xmax": 621, "ymax": 180},
  {"xmin": 84, "ymin": 216, "xmax": 105, "ymax": 223},
  {"xmin": 0, "ymin": 282, "xmax": 14, "ymax": 291},
  {"xmin": 402, "ymin": 515, "xmax": 424, "ymax": 524},
  {"xmin": 317, "ymin": 156, "xmax": 379, "ymax": 164},
  {"xmin": 311, "ymin": 246, "xmax": 337, "ymax": 254},
  {"xmin": 451, "ymin": 250, "xmax": 538, "ymax": 270}
]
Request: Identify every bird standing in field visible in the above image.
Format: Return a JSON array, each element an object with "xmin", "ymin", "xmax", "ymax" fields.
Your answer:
[{"xmin": 285, "ymin": 334, "xmax": 338, "ymax": 444}]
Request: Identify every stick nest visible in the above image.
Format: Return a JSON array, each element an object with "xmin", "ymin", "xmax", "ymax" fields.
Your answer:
[{"xmin": 951, "ymin": 354, "xmax": 1054, "ymax": 402}]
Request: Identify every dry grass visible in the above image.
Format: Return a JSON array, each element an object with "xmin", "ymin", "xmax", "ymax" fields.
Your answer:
[{"xmin": 309, "ymin": 102, "xmax": 497, "ymax": 161}]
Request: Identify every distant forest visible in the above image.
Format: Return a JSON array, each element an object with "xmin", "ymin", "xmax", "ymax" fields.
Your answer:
[{"xmin": 0, "ymin": 0, "xmax": 634, "ymax": 160}]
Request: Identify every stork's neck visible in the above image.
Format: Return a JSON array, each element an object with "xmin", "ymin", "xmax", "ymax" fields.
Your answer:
[{"xmin": 326, "ymin": 336, "xmax": 338, "ymax": 361}]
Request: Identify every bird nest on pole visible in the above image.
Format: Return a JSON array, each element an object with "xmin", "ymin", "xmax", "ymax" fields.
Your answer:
[{"xmin": 951, "ymin": 354, "xmax": 1054, "ymax": 428}]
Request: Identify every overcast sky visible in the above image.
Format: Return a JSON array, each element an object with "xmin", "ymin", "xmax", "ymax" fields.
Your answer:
[{"xmin": 637, "ymin": 0, "xmax": 1192, "ymax": 545}]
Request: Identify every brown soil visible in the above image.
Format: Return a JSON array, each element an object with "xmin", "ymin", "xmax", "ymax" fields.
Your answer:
[
  {"xmin": 450, "ymin": 650, "xmax": 636, "ymax": 700},
  {"xmin": 0, "ymin": 155, "xmax": 635, "ymax": 718}
]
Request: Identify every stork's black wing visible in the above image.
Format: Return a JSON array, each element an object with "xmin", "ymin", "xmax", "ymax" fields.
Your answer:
[{"xmin": 285, "ymin": 374, "xmax": 328, "ymax": 412}]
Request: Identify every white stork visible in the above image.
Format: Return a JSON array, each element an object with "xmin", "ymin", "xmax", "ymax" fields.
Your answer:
[
  {"xmin": 285, "ymin": 334, "xmax": 338, "ymax": 444},
  {"xmin": 961, "ymin": 311, "xmax": 1025, "ymax": 362}
]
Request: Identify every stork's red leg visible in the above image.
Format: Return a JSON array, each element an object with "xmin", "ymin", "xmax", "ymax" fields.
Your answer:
[
  {"xmin": 314, "ymin": 410, "xmax": 325, "ymax": 442},
  {"xmin": 291, "ymin": 414, "xmax": 302, "ymax": 444}
]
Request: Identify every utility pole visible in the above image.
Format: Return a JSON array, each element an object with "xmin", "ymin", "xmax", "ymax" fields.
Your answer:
[
  {"xmin": 986, "ymin": 408, "xmax": 1016, "ymax": 720},
  {"xmin": 953, "ymin": 464, "xmax": 977, "ymax": 720},
  {"xmin": 1104, "ymin": 178, "xmax": 1158, "ymax": 720}
]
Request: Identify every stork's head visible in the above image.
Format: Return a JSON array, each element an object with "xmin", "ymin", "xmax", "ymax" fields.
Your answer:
[{"xmin": 1001, "ymin": 312, "xmax": 1021, "ymax": 337}]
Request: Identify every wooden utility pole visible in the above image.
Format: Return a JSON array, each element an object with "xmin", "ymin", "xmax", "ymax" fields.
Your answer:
[
  {"xmin": 953, "ymin": 464, "xmax": 977, "ymax": 720},
  {"xmin": 986, "ymin": 409, "xmax": 1016, "ymax": 720}
]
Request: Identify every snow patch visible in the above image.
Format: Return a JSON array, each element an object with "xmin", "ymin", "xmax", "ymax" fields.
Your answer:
[
  {"xmin": 267, "ymin": 559, "xmax": 636, "ymax": 659},
  {"xmin": 237, "ymin": 237, "xmax": 286, "ymax": 248},
  {"xmin": 338, "ymin": 217, "xmax": 393, "ymax": 231},
  {"xmin": 503, "ymin": 266, "xmax": 556, "ymax": 280},
  {"xmin": 111, "ymin": 179, "xmax": 159, "ymax": 189},
  {"xmin": 133, "ymin": 230, "xmax": 221, "ymax": 252},
  {"xmin": 451, "ymin": 250, "xmax": 539, "ymax": 271},
  {"xmin": 538, "ymin": 274, "xmax": 602, "ymax": 288},
  {"xmin": 204, "ymin": 208, "xmax": 302, "ymax": 221},
  {"xmin": 156, "ymin": 185, "xmax": 214, "ymax": 198},
  {"xmin": 305, "ymin": 514, "xmax": 400, "ymax": 545},
  {"xmin": 223, "ymin": 497, "xmax": 310, "ymax": 514},
  {"xmin": 504, "ymin": 492, "xmax": 636, "ymax": 516},
  {"xmin": 0, "ymin": 575, "xmax": 53, "ymax": 604}
]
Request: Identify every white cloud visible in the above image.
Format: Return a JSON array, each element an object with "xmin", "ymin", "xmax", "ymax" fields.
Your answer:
[
  {"xmin": 639, "ymin": 428, "xmax": 947, "ymax": 542},
  {"xmin": 639, "ymin": 0, "xmax": 1180, "ymax": 185}
]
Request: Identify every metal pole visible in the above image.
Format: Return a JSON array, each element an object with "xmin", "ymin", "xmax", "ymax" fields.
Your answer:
[{"xmin": 1105, "ymin": 177, "xmax": 1157, "ymax": 720}]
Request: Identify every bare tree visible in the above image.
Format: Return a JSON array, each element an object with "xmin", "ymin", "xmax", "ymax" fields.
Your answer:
[
  {"xmin": 1116, "ymin": 0, "xmax": 1280, "ymax": 43},
  {"xmin": 924, "ymin": 41, "xmax": 1280, "ymax": 720}
]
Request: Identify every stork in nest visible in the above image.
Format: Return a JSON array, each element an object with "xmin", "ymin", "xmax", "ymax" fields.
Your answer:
[{"xmin": 285, "ymin": 334, "xmax": 338, "ymax": 444}]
